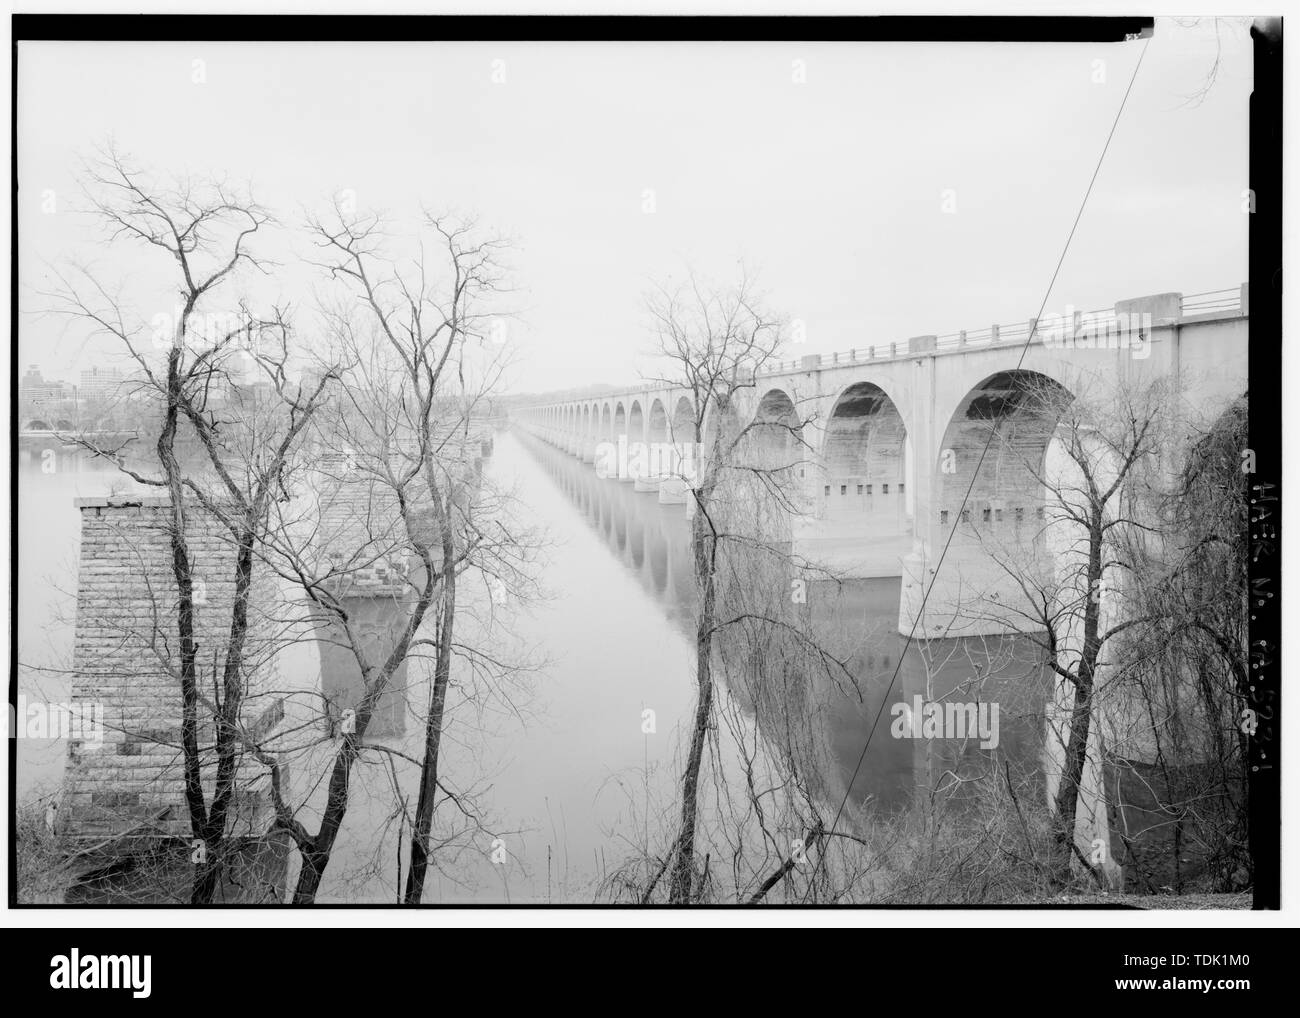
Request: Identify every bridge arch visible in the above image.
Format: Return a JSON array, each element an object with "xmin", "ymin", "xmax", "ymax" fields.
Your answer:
[
  {"xmin": 647, "ymin": 398, "xmax": 669, "ymax": 444},
  {"xmin": 600, "ymin": 403, "xmax": 613, "ymax": 439},
  {"xmin": 613, "ymin": 401, "xmax": 627, "ymax": 437},
  {"xmin": 754, "ymin": 386, "xmax": 798, "ymax": 421},
  {"xmin": 26, "ymin": 419, "xmax": 52, "ymax": 431},
  {"xmin": 627, "ymin": 399, "xmax": 645, "ymax": 444},
  {"xmin": 701, "ymin": 395, "xmax": 743, "ymax": 453},
  {"xmin": 935, "ymin": 369, "xmax": 1075, "ymax": 543},
  {"xmin": 820, "ymin": 381, "xmax": 909, "ymax": 531},
  {"xmin": 744, "ymin": 386, "xmax": 802, "ymax": 474},
  {"xmin": 670, "ymin": 396, "xmax": 697, "ymax": 443}
]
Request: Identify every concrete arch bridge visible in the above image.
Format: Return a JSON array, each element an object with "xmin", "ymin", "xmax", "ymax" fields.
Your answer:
[{"xmin": 517, "ymin": 286, "xmax": 1248, "ymax": 637}]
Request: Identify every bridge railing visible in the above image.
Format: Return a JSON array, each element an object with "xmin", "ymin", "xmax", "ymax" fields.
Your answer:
[
  {"xmin": 760, "ymin": 337, "xmax": 912, "ymax": 374},
  {"xmin": 1181, "ymin": 287, "xmax": 1242, "ymax": 317},
  {"xmin": 764, "ymin": 289, "xmax": 1253, "ymax": 376},
  {"xmin": 537, "ymin": 285, "xmax": 1248, "ymax": 397}
]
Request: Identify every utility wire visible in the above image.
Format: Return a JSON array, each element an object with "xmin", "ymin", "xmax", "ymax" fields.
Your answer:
[{"xmin": 796, "ymin": 36, "xmax": 1152, "ymax": 903}]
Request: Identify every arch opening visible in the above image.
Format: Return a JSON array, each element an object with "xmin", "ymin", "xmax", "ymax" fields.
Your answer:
[
  {"xmin": 627, "ymin": 400, "xmax": 645, "ymax": 443},
  {"xmin": 647, "ymin": 399, "xmax": 668, "ymax": 444},
  {"xmin": 670, "ymin": 396, "xmax": 697, "ymax": 444},
  {"xmin": 744, "ymin": 388, "xmax": 803, "ymax": 476},
  {"xmin": 821, "ymin": 382, "xmax": 909, "ymax": 535},
  {"xmin": 936, "ymin": 370, "xmax": 1074, "ymax": 546}
]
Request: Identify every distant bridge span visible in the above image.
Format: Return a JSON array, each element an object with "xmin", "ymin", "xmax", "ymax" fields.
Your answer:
[{"xmin": 517, "ymin": 286, "xmax": 1249, "ymax": 635}]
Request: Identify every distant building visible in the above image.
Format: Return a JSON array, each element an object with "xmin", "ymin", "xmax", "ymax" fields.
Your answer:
[
  {"xmin": 20, "ymin": 364, "xmax": 71, "ymax": 403},
  {"xmin": 79, "ymin": 366, "xmax": 126, "ymax": 403}
]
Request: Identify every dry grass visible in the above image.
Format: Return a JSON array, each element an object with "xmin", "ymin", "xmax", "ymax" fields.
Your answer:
[{"xmin": 14, "ymin": 801, "xmax": 74, "ymax": 904}]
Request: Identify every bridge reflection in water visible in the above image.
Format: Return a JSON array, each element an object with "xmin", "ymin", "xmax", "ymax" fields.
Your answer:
[{"xmin": 523, "ymin": 431, "xmax": 1052, "ymax": 816}]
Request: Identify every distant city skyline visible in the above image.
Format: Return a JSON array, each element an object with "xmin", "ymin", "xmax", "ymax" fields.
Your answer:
[{"xmin": 19, "ymin": 363, "xmax": 124, "ymax": 395}]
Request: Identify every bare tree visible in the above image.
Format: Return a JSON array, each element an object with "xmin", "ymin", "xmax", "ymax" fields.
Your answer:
[
  {"xmin": 1109, "ymin": 392, "xmax": 1251, "ymax": 890},
  {"xmin": 950, "ymin": 374, "xmax": 1171, "ymax": 885},
  {"xmin": 43, "ymin": 144, "xmax": 332, "ymax": 903},
  {"xmin": 255, "ymin": 202, "xmax": 537, "ymax": 903},
  {"xmin": 637, "ymin": 267, "xmax": 875, "ymax": 903}
]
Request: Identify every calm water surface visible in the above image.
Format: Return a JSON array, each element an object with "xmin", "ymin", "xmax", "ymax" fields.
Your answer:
[{"xmin": 16, "ymin": 431, "xmax": 1047, "ymax": 902}]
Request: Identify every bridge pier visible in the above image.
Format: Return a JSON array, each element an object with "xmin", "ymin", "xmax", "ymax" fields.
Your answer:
[
  {"xmin": 792, "ymin": 525, "xmax": 911, "ymax": 582},
  {"xmin": 61, "ymin": 497, "xmax": 292, "ymax": 844}
]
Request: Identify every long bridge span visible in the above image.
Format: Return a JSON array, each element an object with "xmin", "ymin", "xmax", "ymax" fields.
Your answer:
[{"xmin": 515, "ymin": 285, "xmax": 1249, "ymax": 636}]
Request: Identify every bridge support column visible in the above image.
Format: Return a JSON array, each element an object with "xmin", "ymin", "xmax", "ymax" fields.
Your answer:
[
  {"xmin": 62, "ymin": 498, "xmax": 293, "ymax": 845},
  {"xmin": 899, "ymin": 336, "xmax": 940, "ymax": 635},
  {"xmin": 900, "ymin": 546, "xmax": 1041, "ymax": 638}
]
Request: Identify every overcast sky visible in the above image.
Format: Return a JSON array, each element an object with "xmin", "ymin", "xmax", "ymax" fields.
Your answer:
[{"xmin": 18, "ymin": 20, "xmax": 1251, "ymax": 395}]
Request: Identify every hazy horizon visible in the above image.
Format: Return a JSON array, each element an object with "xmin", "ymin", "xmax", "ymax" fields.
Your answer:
[{"xmin": 19, "ymin": 21, "xmax": 1251, "ymax": 395}]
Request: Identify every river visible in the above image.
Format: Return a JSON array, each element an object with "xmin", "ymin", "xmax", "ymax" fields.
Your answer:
[{"xmin": 16, "ymin": 429, "xmax": 1049, "ymax": 902}]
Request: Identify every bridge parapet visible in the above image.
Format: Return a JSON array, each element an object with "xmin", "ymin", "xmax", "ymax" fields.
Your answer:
[{"xmin": 746, "ymin": 285, "xmax": 1246, "ymax": 377}]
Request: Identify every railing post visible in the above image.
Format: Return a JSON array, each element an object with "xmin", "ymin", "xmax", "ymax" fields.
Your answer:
[{"xmin": 990, "ymin": 324, "xmax": 1000, "ymax": 343}]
